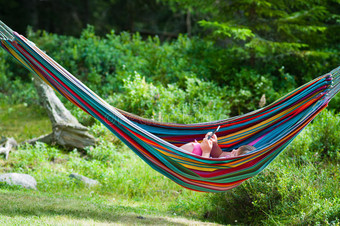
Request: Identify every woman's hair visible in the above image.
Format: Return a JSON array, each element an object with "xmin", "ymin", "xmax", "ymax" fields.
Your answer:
[{"xmin": 238, "ymin": 145, "xmax": 256, "ymax": 155}]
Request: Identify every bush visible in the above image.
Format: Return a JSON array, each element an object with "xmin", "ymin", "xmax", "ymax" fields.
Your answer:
[
  {"xmin": 2, "ymin": 25, "xmax": 339, "ymax": 114},
  {"xmin": 0, "ymin": 47, "xmax": 39, "ymax": 105},
  {"xmin": 204, "ymin": 151, "xmax": 340, "ymax": 225},
  {"xmin": 307, "ymin": 110, "xmax": 340, "ymax": 160},
  {"xmin": 284, "ymin": 109, "xmax": 340, "ymax": 162},
  {"xmin": 107, "ymin": 72, "xmax": 230, "ymax": 124}
]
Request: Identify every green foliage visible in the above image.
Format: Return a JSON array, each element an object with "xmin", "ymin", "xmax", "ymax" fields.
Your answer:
[
  {"xmin": 328, "ymin": 94, "xmax": 340, "ymax": 112},
  {"xmin": 25, "ymin": 27, "xmax": 203, "ymax": 93},
  {"xmin": 2, "ymin": 138, "xmax": 187, "ymax": 203},
  {"xmin": 198, "ymin": 20, "xmax": 255, "ymax": 41},
  {"xmin": 0, "ymin": 51, "xmax": 8, "ymax": 91},
  {"xmin": 2, "ymin": 24, "xmax": 339, "ymax": 115},
  {"xmin": 107, "ymin": 72, "xmax": 229, "ymax": 123},
  {"xmin": 284, "ymin": 110, "xmax": 340, "ymax": 161},
  {"xmin": 226, "ymin": 69, "xmax": 279, "ymax": 115},
  {"xmin": 196, "ymin": 0, "xmax": 334, "ymax": 52},
  {"xmin": 205, "ymin": 158, "xmax": 340, "ymax": 224},
  {"xmin": 3, "ymin": 27, "xmax": 276, "ymax": 116},
  {"xmin": 166, "ymin": 0, "xmax": 340, "ymax": 82},
  {"xmin": 0, "ymin": 47, "xmax": 39, "ymax": 105},
  {"xmin": 308, "ymin": 110, "xmax": 340, "ymax": 160}
]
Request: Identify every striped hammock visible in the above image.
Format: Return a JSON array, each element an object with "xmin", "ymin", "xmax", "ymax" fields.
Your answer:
[{"xmin": 1, "ymin": 21, "xmax": 339, "ymax": 192}]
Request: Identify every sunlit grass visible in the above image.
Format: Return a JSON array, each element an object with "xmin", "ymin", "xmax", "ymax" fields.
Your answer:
[
  {"xmin": 0, "ymin": 104, "xmax": 51, "ymax": 142},
  {"xmin": 0, "ymin": 190, "xmax": 218, "ymax": 225}
]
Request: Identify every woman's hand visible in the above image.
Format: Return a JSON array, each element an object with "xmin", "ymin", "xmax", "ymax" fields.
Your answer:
[
  {"xmin": 206, "ymin": 132, "xmax": 218, "ymax": 145},
  {"xmin": 200, "ymin": 138, "xmax": 213, "ymax": 158},
  {"xmin": 205, "ymin": 132, "xmax": 222, "ymax": 158}
]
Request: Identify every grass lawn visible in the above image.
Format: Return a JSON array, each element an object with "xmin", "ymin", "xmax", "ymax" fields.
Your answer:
[
  {"xmin": 0, "ymin": 104, "xmax": 51, "ymax": 142},
  {"xmin": 0, "ymin": 190, "xmax": 219, "ymax": 225}
]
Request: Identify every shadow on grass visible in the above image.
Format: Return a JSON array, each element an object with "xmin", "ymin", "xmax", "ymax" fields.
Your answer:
[{"xmin": 0, "ymin": 190, "xmax": 190, "ymax": 225}]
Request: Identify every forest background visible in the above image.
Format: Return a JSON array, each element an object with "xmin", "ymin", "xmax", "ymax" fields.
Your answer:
[{"xmin": 0, "ymin": 0, "xmax": 339, "ymax": 225}]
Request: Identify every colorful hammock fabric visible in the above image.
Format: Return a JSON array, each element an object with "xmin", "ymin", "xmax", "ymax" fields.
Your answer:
[{"xmin": 1, "ymin": 21, "xmax": 339, "ymax": 192}]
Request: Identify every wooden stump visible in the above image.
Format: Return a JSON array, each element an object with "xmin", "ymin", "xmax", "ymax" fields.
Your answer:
[{"xmin": 25, "ymin": 77, "xmax": 96, "ymax": 150}]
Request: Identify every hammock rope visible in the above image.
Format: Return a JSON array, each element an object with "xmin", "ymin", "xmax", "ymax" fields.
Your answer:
[{"xmin": 1, "ymin": 21, "xmax": 339, "ymax": 192}]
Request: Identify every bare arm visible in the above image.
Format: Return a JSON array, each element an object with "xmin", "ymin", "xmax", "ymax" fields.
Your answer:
[{"xmin": 210, "ymin": 142, "xmax": 223, "ymax": 158}]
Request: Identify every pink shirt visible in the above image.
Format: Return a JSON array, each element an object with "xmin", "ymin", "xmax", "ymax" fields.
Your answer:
[{"xmin": 192, "ymin": 143, "xmax": 202, "ymax": 156}]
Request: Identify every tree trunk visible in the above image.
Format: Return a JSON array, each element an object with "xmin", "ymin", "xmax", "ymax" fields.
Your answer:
[
  {"xmin": 27, "ymin": 76, "xmax": 96, "ymax": 150},
  {"xmin": 186, "ymin": 8, "xmax": 192, "ymax": 37}
]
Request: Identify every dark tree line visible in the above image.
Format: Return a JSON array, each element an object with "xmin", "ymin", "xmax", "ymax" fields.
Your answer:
[{"xmin": 0, "ymin": 0, "xmax": 193, "ymax": 39}]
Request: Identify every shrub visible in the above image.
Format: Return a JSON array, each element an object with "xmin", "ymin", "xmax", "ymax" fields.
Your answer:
[
  {"xmin": 107, "ymin": 72, "xmax": 230, "ymax": 124},
  {"xmin": 285, "ymin": 109, "xmax": 340, "ymax": 162},
  {"xmin": 2, "ymin": 25, "xmax": 339, "ymax": 114},
  {"xmin": 204, "ymin": 156, "xmax": 340, "ymax": 225},
  {"xmin": 307, "ymin": 110, "xmax": 340, "ymax": 160}
]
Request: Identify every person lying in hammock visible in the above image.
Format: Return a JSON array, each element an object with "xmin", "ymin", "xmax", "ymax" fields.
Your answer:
[{"xmin": 180, "ymin": 132, "xmax": 256, "ymax": 158}]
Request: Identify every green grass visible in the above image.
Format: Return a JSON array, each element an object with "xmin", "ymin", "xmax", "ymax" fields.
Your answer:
[
  {"xmin": 0, "ymin": 104, "xmax": 51, "ymax": 142},
  {"xmin": 0, "ymin": 140, "xmax": 213, "ymax": 216},
  {"xmin": 0, "ymin": 103, "xmax": 339, "ymax": 225},
  {"xmin": 0, "ymin": 190, "xmax": 218, "ymax": 225},
  {"xmin": 0, "ymin": 140, "xmax": 218, "ymax": 224}
]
